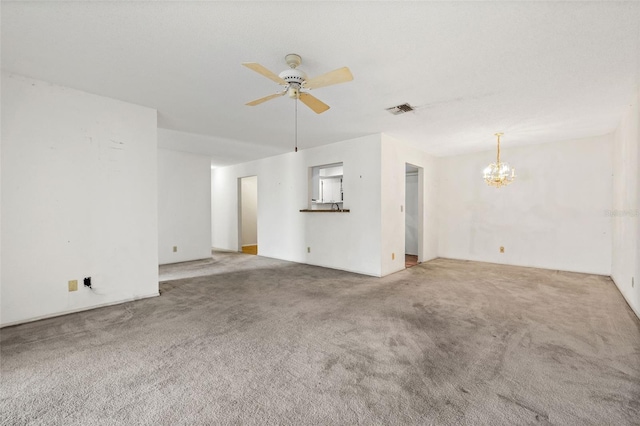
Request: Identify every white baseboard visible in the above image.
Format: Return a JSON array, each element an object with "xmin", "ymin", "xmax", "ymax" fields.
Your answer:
[
  {"xmin": 304, "ymin": 260, "xmax": 381, "ymax": 277},
  {"xmin": 0, "ymin": 292, "xmax": 160, "ymax": 328},
  {"xmin": 211, "ymin": 247, "xmax": 238, "ymax": 253},
  {"xmin": 611, "ymin": 276, "xmax": 640, "ymax": 321}
]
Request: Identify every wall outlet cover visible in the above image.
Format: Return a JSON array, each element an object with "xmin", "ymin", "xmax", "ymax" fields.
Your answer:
[
  {"xmin": 500, "ymin": 246, "xmax": 505, "ymax": 253},
  {"xmin": 68, "ymin": 280, "xmax": 78, "ymax": 292}
]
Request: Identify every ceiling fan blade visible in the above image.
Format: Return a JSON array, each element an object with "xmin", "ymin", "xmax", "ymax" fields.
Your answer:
[
  {"xmin": 242, "ymin": 62, "xmax": 286, "ymax": 85},
  {"xmin": 246, "ymin": 92, "xmax": 285, "ymax": 106},
  {"xmin": 299, "ymin": 92, "xmax": 330, "ymax": 114},
  {"xmin": 304, "ymin": 67, "xmax": 353, "ymax": 90}
]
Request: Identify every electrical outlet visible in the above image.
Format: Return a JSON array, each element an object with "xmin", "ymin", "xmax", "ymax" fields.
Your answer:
[
  {"xmin": 68, "ymin": 280, "xmax": 78, "ymax": 292},
  {"xmin": 392, "ymin": 253, "xmax": 395, "ymax": 260},
  {"xmin": 84, "ymin": 277, "xmax": 92, "ymax": 288},
  {"xmin": 500, "ymin": 246, "xmax": 505, "ymax": 253},
  {"xmin": 307, "ymin": 247, "xmax": 311, "ymax": 253},
  {"xmin": 173, "ymin": 246, "xmax": 177, "ymax": 252}
]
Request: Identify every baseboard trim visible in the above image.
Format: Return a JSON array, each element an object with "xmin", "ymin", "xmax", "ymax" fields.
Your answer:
[
  {"xmin": 0, "ymin": 292, "xmax": 160, "ymax": 328},
  {"xmin": 304, "ymin": 260, "xmax": 381, "ymax": 277},
  {"xmin": 437, "ymin": 256, "xmax": 611, "ymax": 277},
  {"xmin": 159, "ymin": 257, "xmax": 212, "ymax": 266},
  {"xmin": 611, "ymin": 276, "xmax": 640, "ymax": 321},
  {"xmin": 211, "ymin": 247, "xmax": 238, "ymax": 253},
  {"xmin": 382, "ymin": 265, "xmax": 406, "ymax": 277}
]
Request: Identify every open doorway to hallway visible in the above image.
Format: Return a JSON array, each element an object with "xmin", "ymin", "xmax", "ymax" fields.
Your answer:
[
  {"xmin": 238, "ymin": 176, "xmax": 258, "ymax": 255},
  {"xmin": 405, "ymin": 164, "xmax": 422, "ymax": 268}
]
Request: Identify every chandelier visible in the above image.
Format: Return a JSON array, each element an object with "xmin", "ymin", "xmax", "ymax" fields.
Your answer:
[{"xmin": 483, "ymin": 133, "xmax": 515, "ymax": 188}]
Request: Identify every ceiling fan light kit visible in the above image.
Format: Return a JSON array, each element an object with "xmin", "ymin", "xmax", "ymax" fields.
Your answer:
[{"xmin": 287, "ymin": 84, "xmax": 300, "ymax": 99}]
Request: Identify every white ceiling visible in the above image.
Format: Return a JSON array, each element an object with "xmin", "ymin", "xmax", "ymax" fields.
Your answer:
[{"xmin": 2, "ymin": 1, "xmax": 639, "ymax": 160}]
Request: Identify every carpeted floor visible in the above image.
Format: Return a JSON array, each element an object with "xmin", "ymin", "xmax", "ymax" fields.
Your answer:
[{"xmin": 1, "ymin": 253, "xmax": 639, "ymax": 425}]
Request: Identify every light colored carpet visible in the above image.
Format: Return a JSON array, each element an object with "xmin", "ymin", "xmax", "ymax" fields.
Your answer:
[{"xmin": 2, "ymin": 253, "xmax": 639, "ymax": 425}]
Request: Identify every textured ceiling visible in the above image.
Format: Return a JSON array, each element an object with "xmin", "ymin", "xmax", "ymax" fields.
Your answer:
[{"xmin": 2, "ymin": 1, "xmax": 639, "ymax": 159}]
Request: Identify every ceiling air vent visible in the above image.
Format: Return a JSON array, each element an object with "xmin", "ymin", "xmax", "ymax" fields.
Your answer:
[{"xmin": 386, "ymin": 103, "xmax": 414, "ymax": 115}]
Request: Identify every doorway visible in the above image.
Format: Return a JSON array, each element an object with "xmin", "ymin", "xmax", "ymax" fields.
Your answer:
[
  {"xmin": 238, "ymin": 176, "xmax": 258, "ymax": 255},
  {"xmin": 405, "ymin": 164, "xmax": 423, "ymax": 268}
]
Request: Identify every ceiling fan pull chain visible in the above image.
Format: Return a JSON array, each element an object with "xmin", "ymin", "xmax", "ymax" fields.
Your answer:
[{"xmin": 295, "ymin": 97, "xmax": 298, "ymax": 152}]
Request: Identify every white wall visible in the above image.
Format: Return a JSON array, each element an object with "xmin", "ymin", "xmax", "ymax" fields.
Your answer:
[
  {"xmin": 158, "ymin": 148, "xmax": 212, "ymax": 265},
  {"xmin": 611, "ymin": 88, "xmax": 639, "ymax": 318},
  {"xmin": 437, "ymin": 134, "xmax": 613, "ymax": 275},
  {"xmin": 0, "ymin": 74, "xmax": 3, "ymax": 323},
  {"xmin": 405, "ymin": 172, "xmax": 419, "ymax": 255},
  {"xmin": 212, "ymin": 134, "xmax": 383, "ymax": 276},
  {"xmin": 240, "ymin": 176, "xmax": 257, "ymax": 246},
  {"xmin": 1, "ymin": 73, "xmax": 159, "ymax": 326},
  {"xmin": 380, "ymin": 134, "xmax": 439, "ymax": 276}
]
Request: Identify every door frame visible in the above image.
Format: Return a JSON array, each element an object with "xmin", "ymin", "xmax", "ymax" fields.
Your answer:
[
  {"xmin": 405, "ymin": 163, "xmax": 424, "ymax": 263},
  {"xmin": 237, "ymin": 175, "xmax": 258, "ymax": 254}
]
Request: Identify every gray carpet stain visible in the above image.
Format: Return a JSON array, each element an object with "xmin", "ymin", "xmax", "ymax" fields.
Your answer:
[{"xmin": 2, "ymin": 254, "xmax": 640, "ymax": 425}]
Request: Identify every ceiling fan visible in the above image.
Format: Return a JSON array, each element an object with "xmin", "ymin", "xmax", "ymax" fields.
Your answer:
[{"xmin": 242, "ymin": 54, "xmax": 353, "ymax": 114}]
